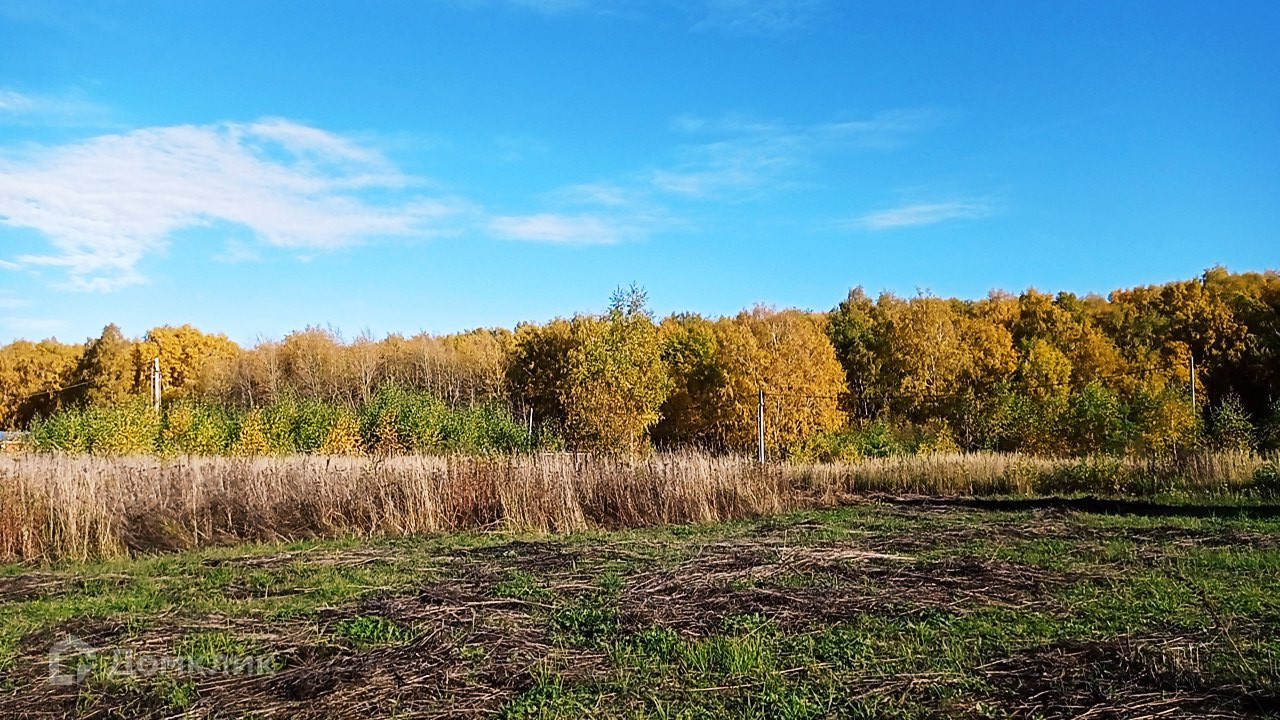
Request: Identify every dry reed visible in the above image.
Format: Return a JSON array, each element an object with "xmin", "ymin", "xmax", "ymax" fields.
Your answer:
[{"xmin": 0, "ymin": 450, "xmax": 1270, "ymax": 562}]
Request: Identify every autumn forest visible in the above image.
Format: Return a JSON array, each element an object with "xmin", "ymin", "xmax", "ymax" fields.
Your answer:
[{"xmin": 2, "ymin": 267, "xmax": 1278, "ymax": 459}]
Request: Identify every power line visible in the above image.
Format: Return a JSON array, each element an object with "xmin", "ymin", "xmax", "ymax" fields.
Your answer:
[{"xmin": 14, "ymin": 379, "xmax": 91, "ymax": 402}]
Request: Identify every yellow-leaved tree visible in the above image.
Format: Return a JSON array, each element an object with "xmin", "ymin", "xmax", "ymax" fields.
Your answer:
[
  {"xmin": 134, "ymin": 325, "xmax": 240, "ymax": 401},
  {"xmin": 507, "ymin": 286, "xmax": 670, "ymax": 453},
  {"xmin": 0, "ymin": 339, "xmax": 83, "ymax": 427},
  {"xmin": 878, "ymin": 295, "xmax": 970, "ymax": 420},
  {"xmin": 657, "ymin": 307, "xmax": 845, "ymax": 455}
]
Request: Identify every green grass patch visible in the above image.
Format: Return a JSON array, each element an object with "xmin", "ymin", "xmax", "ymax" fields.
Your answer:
[{"xmin": 329, "ymin": 614, "xmax": 417, "ymax": 647}]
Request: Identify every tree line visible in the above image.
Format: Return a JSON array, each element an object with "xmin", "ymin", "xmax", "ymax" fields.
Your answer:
[{"xmin": 2, "ymin": 269, "xmax": 1278, "ymax": 457}]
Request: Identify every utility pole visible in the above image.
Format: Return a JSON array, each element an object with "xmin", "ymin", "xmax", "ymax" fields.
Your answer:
[
  {"xmin": 151, "ymin": 357, "xmax": 162, "ymax": 413},
  {"xmin": 757, "ymin": 388, "xmax": 765, "ymax": 465}
]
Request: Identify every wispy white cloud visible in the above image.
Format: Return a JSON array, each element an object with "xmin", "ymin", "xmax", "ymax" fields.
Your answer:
[
  {"xmin": 213, "ymin": 239, "xmax": 263, "ymax": 264},
  {"xmin": 551, "ymin": 182, "xmax": 646, "ymax": 208},
  {"xmin": 695, "ymin": 0, "xmax": 832, "ymax": 36},
  {"xmin": 489, "ymin": 169, "xmax": 680, "ymax": 245},
  {"xmin": 0, "ymin": 90, "xmax": 35, "ymax": 113},
  {"xmin": 852, "ymin": 201, "xmax": 994, "ymax": 230},
  {"xmin": 488, "ymin": 109, "xmax": 935, "ymax": 243},
  {"xmin": 0, "ymin": 87, "xmax": 112, "ymax": 127},
  {"xmin": 0, "ymin": 119, "xmax": 468, "ymax": 290},
  {"xmin": 489, "ymin": 213, "xmax": 639, "ymax": 245},
  {"xmin": 651, "ymin": 110, "xmax": 938, "ymax": 198}
]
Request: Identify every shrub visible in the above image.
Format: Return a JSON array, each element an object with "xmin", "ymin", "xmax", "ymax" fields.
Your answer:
[
  {"xmin": 1210, "ymin": 395, "xmax": 1255, "ymax": 452},
  {"xmin": 1131, "ymin": 386, "xmax": 1200, "ymax": 455},
  {"xmin": 788, "ymin": 429, "xmax": 861, "ymax": 463},
  {"xmin": 1254, "ymin": 461, "xmax": 1280, "ymax": 499},
  {"xmin": 25, "ymin": 386, "xmax": 573, "ymax": 458},
  {"xmin": 857, "ymin": 420, "xmax": 906, "ymax": 457},
  {"xmin": 1064, "ymin": 383, "xmax": 1134, "ymax": 455},
  {"xmin": 447, "ymin": 403, "xmax": 537, "ymax": 453},
  {"xmin": 28, "ymin": 408, "xmax": 90, "ymax": 453},
  {"xmin": 912, "ymin": 419, "xmax": 960, "ymax": 454},
  {"xmin": 292, "ymin": 400, "xmax": 361, "ymax": 454},
  {"xmin": 1034, "ymin": 456, "xmax": 1128, "ymax": 495},
  {"xmin": 787, "ymin": 420, "xmax": 908, "ymax": 463},
  {"xmin": 318, "ymin": 405, "xmax": 362, "ymax": 455},
  {"xmin": 160, "ymin": 399, "xmax": 236, "ymax": 455},
  {"xmin": 359, "ymin": 387, "xmax": 540, "ymax": 455},
  {"xmin": 1002, "ymin": 394, "xmax": 1066, "ymax": 455},
  {"xmin": 30, "ymin": 399, "xmax": 160, "ymax": 455},
  {"xmin": 230, "ymin": 409, "xmax": 267, "ymax": 455},
  {"xmin": 1259, "ymin": 401, "xmax": 1280, "ymax": 452},
  {"xmin": 359, "ymin": 387, "xmax": 445, "ymax": 453},
  {"xmin": 230, "ymin": 404, "xmax": 295, "ymax": 456},
  {"xmin": 260, "ymin": 396, "xmax": 302, "ymax": 452}
]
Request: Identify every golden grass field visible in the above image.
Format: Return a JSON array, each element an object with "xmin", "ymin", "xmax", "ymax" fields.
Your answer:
[{"xmin": 1, "ymin": 450, "xmax": 1270, "ymax": 562}]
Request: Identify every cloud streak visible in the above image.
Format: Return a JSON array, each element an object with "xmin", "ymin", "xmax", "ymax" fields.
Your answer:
[
  {"xmin": 651, "ymin": 110, "xmax": 938, "ymax": 199},
  {"xmin": 0, "ymin": 87, "xmax": 113, "ymax": 127},
  {"xmin": 0, "ymin": 90, "xmax": 35, "ymax": 113},
  {"xmin": 490, "ymin": 212, "xmax": 638, "ymax": 245},
  {"xmin": 488, "ymin": 109, "xmax": 937, "ymax": 245},
  {"xmin": 0, "ymin": 119, "xmax": 465, "ymax": 290},
  {"xmin": 695, "ymin": 0, "xmax": 833, "ymax": 36},
  {"xmin": 852, "ymin": 201, "xmax": 993, "ymax": 230},
  {"xmin": 0, "ymin": 107, "xmax": 950, "ymax": 290}
]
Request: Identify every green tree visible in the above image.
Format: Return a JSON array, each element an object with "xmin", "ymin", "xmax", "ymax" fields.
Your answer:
[
  {"xmin": 652, "ymin": 314, "xmax": 725, "ymax": 449},
  {"xmin": 1065, "ymin": 383, "xmax": 1133, "ymax": 455},
  {"xmin": 1259, "ymin": 399, "xmax": 1280, "ymax": 452},
  {"xmin": 826, "ymin": 287, "xmax": 889, "ymax": 419},
  {"xmin": 1210, "ymin": 394, "xmax": 1255, "ymax": 451},
  {"xmin": 72, "ymin": 325, "xmax": 138, "ymax": 407}
]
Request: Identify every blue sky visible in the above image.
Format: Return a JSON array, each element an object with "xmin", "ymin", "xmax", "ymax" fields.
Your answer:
[{"xmin": 1, "ymin": 0, "xmax": 1277, "ymax": 345}]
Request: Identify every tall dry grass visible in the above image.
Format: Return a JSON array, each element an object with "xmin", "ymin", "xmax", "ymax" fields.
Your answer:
[
  {"xmin": 789, "ymin": 449, "xmax": 1270, "ymax": 499},
  {"xmin": 0, "ymin": 452, "xmax": 788, "ymax": 562},
  {"xmin": 0, "ymin": 450, "xmax": 1271, "ymax": 562}
]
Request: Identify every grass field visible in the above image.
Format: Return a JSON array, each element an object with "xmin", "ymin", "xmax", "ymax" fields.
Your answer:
[
  {"xmin": 1, "ymin": 498, "xmax": 1277, "ymax": 718},
  {"xmin": 2, "ymin": 450, "xmax": 1273, "ymax": 563}
]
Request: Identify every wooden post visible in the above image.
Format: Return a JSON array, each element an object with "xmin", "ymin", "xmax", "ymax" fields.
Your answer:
[
  {"xmin": 152, "ymin": 357, "xmax": 162, "ymax": 413},
  {"xmin": 757, "ymin": 388, "xmax": 765, "ymax": 465}
]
